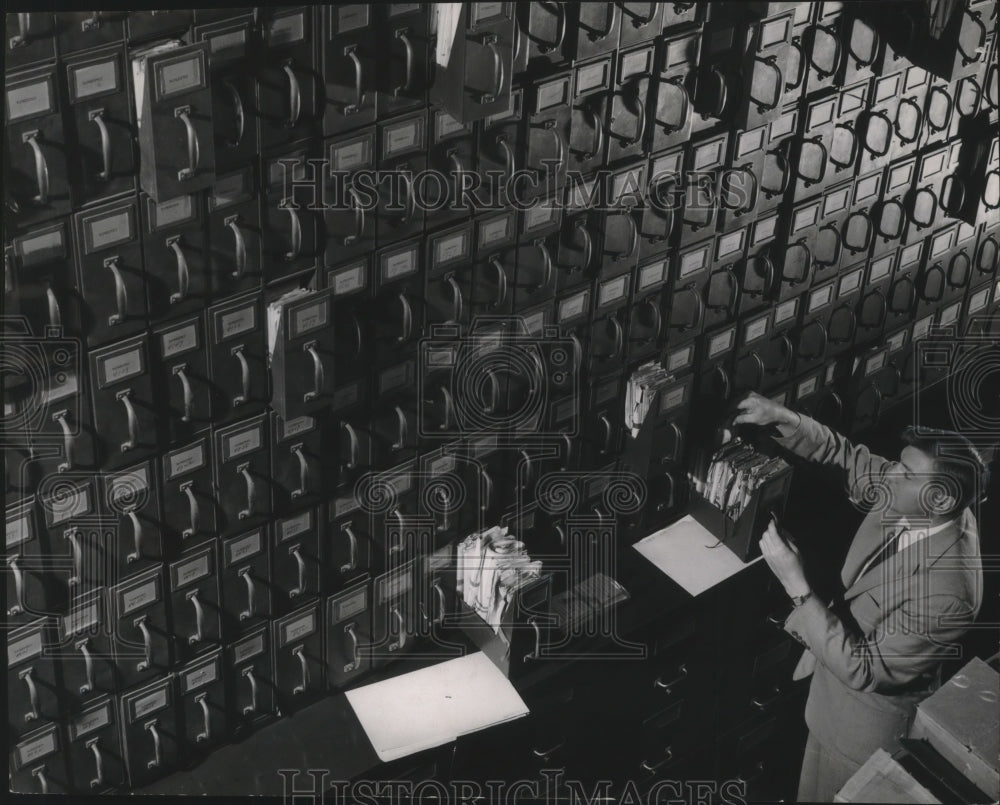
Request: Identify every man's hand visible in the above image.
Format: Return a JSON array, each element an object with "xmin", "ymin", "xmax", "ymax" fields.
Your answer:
[
  {"xmin": 734, "ymin": 391, "xmax": 801, "ymax": 430},
  {"xmin": 759, "ymin": 518, "xmax": 810, "ymax": 599}
]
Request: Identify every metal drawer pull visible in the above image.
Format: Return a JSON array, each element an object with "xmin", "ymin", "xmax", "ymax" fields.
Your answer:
[
  {"xmin": 46, "ymin": 286, "xmax": 61, "ymax": 330},
  {"xmin": 291, "ymin": 444, "xmax": 308, "ymax": 499},
  {"xmin": 289, "ymin": 545, "xmax": 306, "ymax": 597},
  {"xmin": 89, "ymin": 109, "xmax": 111, "ymax": 181},
  {"xmin": 77, "ymin": 638, "xmax": 95, "ymax": 694},
  {"xmin": 659, "ymin": 76, "xmax": 690, "ymax": 134},
  {"xmin": 709, "ymin": 66, "xmax": 728, "ymax": 118},
  {"xmin": 585, "ymin": 106, "xmax": 605, "ymax": 159},
  {"xmin": 222, "ymin": 79, "xmax": 245, "ymax": 147},
  {"xmin": 238, "ymin": 463, "xmax": 255, "ymax": 520},
  {"xmin": 392, "ymin": 405, "xmax": 408, "ymax": 450},
  {"xmin": 145, "ymin": 720, "xmax": 161, "ymax": 769},
  {"xmin": 340, "ymin": 525, "xmax": 358, "ymax": 573},
  {"xmin": 446, "ymin": 275, "xmax": 463, "ymax": 322},
  {"xmin": 23, "ymin": 131, "xmax": 50, "ymax": 204},
  {"xmin": 135, "ymin": 615, "xmax": 152, "ymax": 671},
  {"xmin": 86, "ymin": 737, "xmax": 104, "ymax": 788},
  {"xmin": 344, "ymin": 45, "xmax": 364, "ymax": 113},
  {"xmin": 283, "ymin": 62, "xmax": 301, "ymax": 127},
  {"xmin": 11, "ymin": 12, "xmax": 32, "ymax": 46},
  {"xmin": 398, "ymin": 292, "xmax": 413, "ymax": 342},
  {"xmin": 293, "ymin": 645, "xmax": 309, "ymax": 693},
  {"xmin": 105, "ymin": 256, "xmax": 128, "ymax": 325},
  {"xmin": 433, "ymin": 580, "xmax": 446, "ymax": 624},
  {"xmin": 345, "ymin": 187, "xmax": 366, "ymax": 246},
  {"xmin": 225, "ymin": 216, "xmax": 247, "ymax": 279},
  {"xmin": 65, "ymin": 528, "xmax": 82, "ymax": 586},
  {"xmin": 532, "ymin": 737, "xmax": 565, "ymax": 758},
  {"xmin": 232, "ymin": 345, "xmax": 250, "ymax": 406},
  {"xmin": 239, "ymin": 567, "xmax": 255, "ymax": 621},
  {"xmin": 187, "ymin": 590, "xmax": 205, "ymax": 644},
  {"xmin": 654, "ymin": 663, "xmax": 688, "ymax": 692},
  {"xmin": 481, "ymin": 469, "xmax": 494, "ymax": 513},
  {"xmin": 31, "ymin": 765, "xmax": 48, "ymax": 794},
  {"xmin": 341, "ymin": 422, "xmax": 359, "ymax": 469},
  {"xmin": 389, "ymin": 509, "xmax": 406, "ymax": 554},
  {"xmin": 390, "ymin": 606, "xmax": 407, "ymax": 651},
  {"xmin": 941, "ymin": 175, "xmax": 967, "ymax": 215},
  {"xmin": 282, "ymin": 201, "xmax": 302, "ymax": 262},
  {"xmin": 241, "ymin": 666, "xmax": 258, "ymax": 715},
  {"xmin": 573, "ymin": 218, "xmax": 593, "ymax": 273},
  {"xmin": 303, "ymin": 341, "xmax": 323, "ymax": 402},
  {"xmin": 125, "ymin": 508, "xmax": 143, "ymax": 564},
  {"xmin": 167, "ymin": 237, "xmax": 190, "ymax": 304},
  {"xmin": 529, "ymin": 242, "xmax": 553, "ymax": 291},
  {"xmin": 599, "ymin": 415, "xmax": 613, "ymax": 454},
  {"xmin": 180, "ymin": 480, "xmax": 199, "ymax": 538},
  {"xmin": 394, "ymin": 28, "xmax": 414, "ymax": 95},
  {"xmin": 539, "ymin": 1, "xmax": 567, "ymax": 50},
  {"xmin": 8, "ymin": 556, "xmax": 25, "ymax": 616},
  {"xmin": 439, "ymin": 385, "xmax": 454, "ymax": 430},
  {"xmin": 640, "ymin": 747, "xmax": 674, "ymax": 773},
  {"xmin": 615, "ymin": 211, "xmax": 639, "ymax": 261},
  {"xmin": 174, "ymin": 106, "xmax": 200, "ymax": 180},
  {"xmin": 172, "ymin": 364, "xmax": 192, "ymax": 423},
  {"xmin": 523, "ymin": 617, "xmax": 542, "ymax": 662},
  {"xmin": 20, "ymin": 667, "xmax": 40, "ymax": 721},
  {"xmin": 491, "ymin": 257, "xmax": 508, "ymax": 306},
  {"xmin": 479, "ymin": 34, "xmax": 503, "ymax": 104},
  {"xmin": 195, "ymin": 692, "xmax": 211, "ymax": 742},
  {"xmin": 497, "ymin": 134, "xmax": 515, "ymax": 178},
  {"xmin": 344, "ymin": 622, "xmax": 360, "ymax": 672},
  {"xmin": 400, "ymin": 172, "xmax": 415, "ymax": 222},
  {"xmin": 52, "ymin": 409, "xmax": 74, "ymax": 472}
]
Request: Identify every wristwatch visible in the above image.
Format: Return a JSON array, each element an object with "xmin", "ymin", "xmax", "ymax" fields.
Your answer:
[{"xmin": 790, "ymin": 591, "xmax": 812, "ymax": 607}]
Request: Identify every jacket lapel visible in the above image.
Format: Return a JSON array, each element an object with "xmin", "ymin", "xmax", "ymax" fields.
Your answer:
[{"xmin": 840, "ymin": 511, "xmax": 900, "ymax": 589}]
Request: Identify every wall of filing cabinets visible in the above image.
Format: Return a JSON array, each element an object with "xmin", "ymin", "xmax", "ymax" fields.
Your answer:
[{"xmin": 3, "ymin": 2, "xmax": 999, "ymax": 796}]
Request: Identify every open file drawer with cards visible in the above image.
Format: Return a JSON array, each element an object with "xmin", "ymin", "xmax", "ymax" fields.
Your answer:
[
  {"xmin": 213, "ymin": 414, "xmax": 272, "ymax": 536},
  {"xmin": 175, "ymin": 649, "xmax": 227, "ymax": 762},
  {"xmin": 160, "ymin": 437, "xmax": 217, "ymax": 555},
  {"xmin": 7, "ymin": 618, "xmax": 61, "ymax": 739},
  {"xmin": 220, "ymin": 528, "xmax": 272, "ymax": 640},
  {"xmin": 9, "ymin": 723, "xmax": 69, "ymax": 794},
  {"xmin": 273, "ymin": 601, "xmax": 324, "ymax": 714},
  {"xmin": 110, "ymin": 567, "xmax": 172, "ymax": 690},
  {"xmin": 207, "ymin": 291, "xmax": 268, "ymax": 424},
  {"xmin": 89, "ymin": 335, "xmax": 158, "ymax": 468},
  {"xmin": 228, "ymin": 625, "xmax": 276, "ymax": 735},
  {"xmin": 269, "ymin": 289, "xmax": 335, "ymax": 421},
  {"xmin": 58, "ymin": 591, "xmax": 118, "ymax": 712},
  {"xmin": 118, "ymin": 677, "xmax": 178, "ymax": 788},
  {"xmin": 132, "ymin": 41, "xmax": 216, "ymax": 202},
  {"xmin": 326, "ymin": 579, "xmax": 373, "ymax": 689},
  {"xmin": 65, "ymin": 696, "xmax": 126, "ymax": 793},
  {"xmin": 270, "ymin": 508, "xmax": 322, "ymax": 615},
  {"xmin": 168, "ymin": 544, "xmax": 222, "ymax": 664}
]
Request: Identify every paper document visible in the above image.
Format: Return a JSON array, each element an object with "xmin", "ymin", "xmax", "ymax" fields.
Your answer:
[
  {"xmin": 435, "ymin": 4, "xmax": 463, "ymax": 66},
  {"xmin": 344, "ymin": 652, "xmax": 529, "ymax": 762},
  {"xmin": 633, "ymin": 515, "xmax": 760, "ymax": 596}
]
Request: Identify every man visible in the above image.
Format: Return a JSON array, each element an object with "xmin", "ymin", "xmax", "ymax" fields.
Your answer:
[{"xmin": 733, "ymin": 392, "xmax": 987, "ymax": 802}]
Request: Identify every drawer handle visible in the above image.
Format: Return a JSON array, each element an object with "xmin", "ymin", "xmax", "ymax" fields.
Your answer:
[
  {"xmin": 281, "ymin": 201, "xmax": 302, "ymax": 262},
  {"xmin": 400, "ymin": 172, "xmax": 416, "ymax": 223},
  {"xmin": 574, "ymin": 219, "xmax": 593, "ymax": 273},
  {"xmin": 448, "ymin": 150, "xmax": 468, "ymax": 200},
  {"xmin": 491, "ymin": 258, "xmax": 509, "ymax": 306},
  {"xmin": 529, "ymin": 242, "xmax": 552, "ymax": 292},
  {"xmin": 225, "ymin": 216, "xmax": 247, "ymax": 280},
  {"xmin": 731, "ymin": 163, "xmax": 760, "ymax": 215},
  {"xmin": 585, "ymin": 3, "xmax": 618, "ymax": 38},
  {"xmin": 292, "ymin": 644, "xmax": 310, "ymax": 694},
  {"xmin": 389, "ymin": 508, "xmax": 406, "ymax": 554},
  {"xmin": 497, "ymin": 134, "xmax": 516, "ymax": 179},
  {"xmin": 654, "ymin": 663, "xmax": 688, "ymax": 692},
  {"xmin": 19, "ymin": 667, "xmax": 40, "ymax": 721},
  {"xmin": 8, "ymin": 556, "xmax": 25, "ymax": 616},
  {"xmin": 290, "ymin": 444, "xmax": 309, "ymax": 499},
  {"xmin": 659, "ymin": 76, "xmax": 690, "ymax": 134},
  {"xmin": 940, "ymin": 175, "xmax": 967, "ymax": 216},
  {"xmin": 397, "ymin": 292, "xmax": 413, "ymax": 343},
  {"xmin": 391, "ymin": 605, "xmax": 408, "ymax": 651},
  {"xmin": 283, "ymin": 62, "xmax": 301, "ymax": 128},
  {"xmin": 125, "ymin": 508, "xmax": 143, "ymax": 564},
  {"xmin": 668, "ymin": 421, "xmax": 684, "ymax": 461},
  {"xmin": 172, "ymin": 363, "xmax": 193, "ymax": 424},
  {"xmin": 167, "ymin": 237, "xmax": 190, "ymax": 304},
  {"xmin": 830, "ymin": 306, "xmax": 857, "ymax": 344},
  {"xmin": 446, "ymin": 275, "xmax": 464, "ymax": 322},
  {"xmin": 22, "ymin": 130, "xmax": 50, "ymax": 205},
  {"xmin": 750, "ymin": 54, "xmax": 782, "ymax": 113},
  {"xmin": 676, "ymin": 282, "xmax": 703, "ymax": 332},
  {"xmin": 708, "ymin": 267, "xmax": 739, "ymax": 311},
  {"xmin": 808, "ymin": 24, "xmax": 842, "ymax": 80},
  {"xmin": 65, "ymin": 528, "xmax": 82, "ymax": 587},
  {"xmin": 614, "ymin": 210, "xmax": 639, "ymax": 262},
  {"xmin": 88, "ymin": 108, "xmax": 111, "ymax": 181},
  {"xmin": 738, "ymin": 760, "xmax": 766, "ymax": 784},
  {"xmin": 31, "ymin": 765, "xmax": 48, "ymax": 795},
  {"xmin": 104, "ymin": 256, "xmax": 128, "ymax": 325},
  {"xmin": 532, "ymin": 737, "xmax": 565, "ymax": 758},
  {"xmin": 11, "ymin": 12, "xmax": 32, "ymax": 46},
  {"xmin": 344, "ymin": 186, "xmax": 366, "ymax": 246},
  {"xmin": 598, "ymin": 317, "xmax": 624, "ymax": 359},
  {"xmin": 145, "ymin": 720, "xmax": 161, "ymax": 769},
  {"xmin": 538, "ymin": 1, "xmax": 567, "ymax": 51},
  {"xmin": 76, "ymin": 638, "xmax": 95, "ymax": 694},
  {"xmin": 798, "ymin": 136, "xmax": 828, "ymax": 186},
  {"xmin": 344, "ymin": 622, "xmax": 360, "ymax": 672},
  {"xmin": 432, "ymin": 579, "xmax": 447, "ymax": 624},
  {"xmin": 344, "ymin": 45, "xmax": 364, "ymax": 114},
  {"xmin": 394, "ymin": 28, "xmax": 414, "ymax": 95},
  {"xmin": 341, "ymin": 422, "xmax": 360, "ymax": 470},
  {"xmin": 519, "ymin": 449, "xmax": 533, "ymax": 488},
  {"xmin": 46, "ymin": 286, "xmax": 62, "ymax": 330},
  {"xmin": 221, "ymin": 79, "xmax": 245, "ymax": 148},
  {"xmin": 862, "ymin": 288, "xmax": 888, "ymax": 329},
  {"xmin": 776, "ymin": 333, "xmax": 795, "ymax": 374},
  {"xmin": 86, "ymin": 737, "xmax": 104, "ymax": 789},
  {"xmin": 52, "ymin": 409, "xmax": 74, "ymax": 472},
  {"xmin": 584, "ymin": 106, "xmax": 605, "ymax": 160},
  {"xmin": 894, "ymin": 96, "xmax": 923, "ymax": 145},
  {"xmin": 303, "ymin": 341, "xmax": 324, "ymax": 403},
  {"xmin": 187, "ymin": 589, "xmax": 205, "ymax": 644},
  {"xmin": 238, "ymin": 462, "xmax": 256, "ymax": 520},
  {"xmin": 747, "ymin": 253, "xmax": 776, "ymax": 298},
  {"xmin": 174, "ymin": 106, "xmax": 200, "ymax": 181},
  {"xmin": 523, "ymin": 617, "xmax": 543, "ymax": 662},
  {"xmin": 784, "ymin": 240, "xmax": 812, "ymax": 286},
  {"xmin": 180, "ymin": 480, "xmax": 199, "ymax": 538},
  {"xmin": 241, "ymin": 666, "xmax": 258, "ymax": 715},
  {"xmin": 747, "ymin": 351, "xmax": 766, "ymax": 391},
  {"xmin": 599, "ymin": 414, "xmax": 614, "ymax": 454},
  {"xmin": 135, "ymin": 615, "xmax": 152, "ymax": 671},
  {"xmin": 232, "ymin": 345, "xmax": 250, "ymax": 406},
  {"xmin": 195, "ymin": 691, "xmax": 211, "ymax": 742},
  {"xmin": 830, "ymin": 124, "xmax": 859, "ymax": 169},
  {"xmin": 239, "ymin": 567, "xmax": 255, "ymax": 621},
  {"xmin": 289, "ymin": 545, "xmax": 306, "ymax": 598},
  {"xmin": 340, "ymin": 524, "xmax": 358, "ymax": 573},
  {"xmin": 751, "ymin": 685, "xmax": 783, "ymax": 711},
  {"xmin": 763, "ymin": 145, "xmax": 791, "ymax": 198},
  {"xmin": 863, "ymin": 110, "xmax": 892, "ymax": 157},
  {"xmin": 479, "ymin": 33, "xmax": 504, "ymax": 104},
  {"xmin": 392, "ymin": 405, "xmax": 408, "ymax": 451},
  {"xmin": 640, "ymin": 746, "xmax": 674, "ymax": 773},
  {"xmin": 546, "ymin": 121, "xmax": 566, "ymax": 172},
  {"xmin": 481, "ymin": 469, "xmax": 494, "ymax": 513}
]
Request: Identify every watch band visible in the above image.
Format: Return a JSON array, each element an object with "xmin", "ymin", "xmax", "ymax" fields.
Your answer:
[{"xmin": 790, "ymin": 592, "xmax": 812, "ymax": 607}]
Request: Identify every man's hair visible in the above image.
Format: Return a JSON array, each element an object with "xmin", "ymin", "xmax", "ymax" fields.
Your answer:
[{"xmin": 901, "ymin": 426, "xmax": 991, "ymax": 513}]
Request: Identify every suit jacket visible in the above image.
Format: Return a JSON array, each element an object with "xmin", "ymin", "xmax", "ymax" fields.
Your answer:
[{"xmin": 773, "ymin": 415, "xmax": 982, "ymax": 765}]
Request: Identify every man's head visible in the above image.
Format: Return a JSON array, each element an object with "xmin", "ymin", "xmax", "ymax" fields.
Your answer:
[{"xmin": 884, "ymin": 427, "xmax": 990, "ymax": 519}]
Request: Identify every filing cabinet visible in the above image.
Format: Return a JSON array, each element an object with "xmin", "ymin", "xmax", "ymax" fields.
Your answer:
[
  {"xmin": 272, "ymin": 601, "xmax": 325, "ymax": 713},
  {"xmin": 872, "ymin": 155, "xmax": 916, "ymax": 259},
  {"xmin": 424, "ymin": 220, "xmax": 476, "ymax": 330},
  {"xmin": 477, "ymin": 86, "xmax": 523, "ymax": 201},
  {"xmin": 4, "ymin": 63, "xmax": 72, "ymax": 228},
  {"xmin": 63, "ymin": 46, "xmax": 137, "ymax": 205},
  {"xmin": 569, "ymin": 56, "xmax": 612, "ymax": 177},
  {"xmin": 370, "ymin": 358, "xmax": 420, "ymax": 465},
  {"xmin": 126, "ymin": 11, "xmax": 192, "ymax": 45},
  {"xmin": 466, "ymin": 211, "xmax": 517, "ymax": 320},
  {"xmin": 792, "ymin": 361, "xmax": 847, "ymax": 431},
  {"xmin": 650, "ymin": 29, "xmax": 699, "ymax": 153},
  {"xmin": 8, "ymin": 617, "xmax": 61, "ymax": 738},
  {"xmin": 320, "ymin": 257, "xmax": 374, "ymax": 384},
  {"xmin": 73, "ymin": 197, "xmax": 148, "ymax": 348},
  {"xmin": 829, "ymin": 263, "xmax": 867, "ymax": 355},
  {"xmin": 268, "ymin": 288, "xmax": 335, "ymax": 421},
  {"xmin": 213, "ymin": 414, "xmax": 272, "ymax": 535},
  {"xmin": 376, "ymin": 111, "xmax": 427, "ymax": 244},
  {"xmin": 427, "ymin": 107, "xmax": 480, "ymax": 224},
  {"xmin": 326, "ymin": 487, "xmax": 375, "ymax": 591},
  {"xmin": 742, "ymin": 207, "xmax": 783, "ymax": 307},
  {"xmin": 681, "ymin": 132, "xmax": 728, "ymax": 241},
  {"xmin": 88, "ymin": 335, "xmax": 159, "ymax": 469},
  {"xmin": 719, "ymin": 122, "xmax": 768, "ymax": 232},
  {"xmin": 515, "ymin": 2, "xmax": 570, "ymax": 70},
  {"xmin": 811, "ymin": 179, "xmax": 854, "ymax": 282},
  {"xmin": 9, "ymin": 723, "xmax": 70, "ymax": 795},
  {"xmin": 628, "ymin": 255, "xmax": 671, "ymax": 362},
  {"xmin": 65, "ymin": 696, "xmax": 127, "ymax": 793},
  {"xmin": 140, "ymin": 194, "xmax": 211, "ymax": 321},
  {"xmin": 228, "ymin": 625, "xmax": 276, "ymax": 734},
  {"xmin": 704, "ymin": 226, "xmax": 747, "ymax": 331},
  {"xmin": 573, "ymin": 2, "xmax": 623, "ymax": 62},
  {"xmin": 363, "ymin": 460, "xmax": 428, "ymax": 567},
  {"xmin": 323, "ymin": 129, "xmax": 377, "ymax": 264},
  {"xmin": 842, "ymin": 167, "xmax": 882, "ymax": 265},
  {"xmin": 220, "ymin": 528, "xmax": 272, "ymax": 639},
  {"xmin": 513, "ymin": 213, "xmax": 560, "ymax": 307},
  {"xmin": 376, "ymin": 4, "xmax": 429, "ymax": 118},
  {"xmin": 618, "ymin": 2, "xmax": 664, "ymax": 49},
  {"xmin": 168, "ymin": 544, "xmax": 222, "ymax": 662},
  {"xmin": 326, "ymin": 579, "xmax": 374, "ymax": 689},
  {"xmin": 859, "ymin": 71, "xmax": 902, "ymax": 176},
  {"xmin": 110, "ymin": 567, "xmax": 172, "ymax": 690},
  {"xmin": 6, "ymin": 12, "xmax": 56, "ymax": 70},
  {"xmin": 579, "ymin": 374, "xmax": 625, "ymax": 468},
  {"xmin": 419, "ymin": 448, "xmax": 475, "ymax": 544},
  {"xmin": 118, "ymin": 676, "xmax": 179, "ymax": 787},
  {"xmin": 160, "ymin": 437, "xmax": 217, "ymax": 555},
  {"xmin": 608, "ymin": 44, "xmax": 654, "ymax": 164},
  {"xmin": 371, "ymin": 560, "xmax": 419, "ymax": 668},
  {"xmin": 132, "ymin": 42, "xmax": 216, "ymax": 203},
  {"xmin": 261, "ymin": 146, "xmax": 322, "ymax": 280},
  {"xmin": 668, "ymin": 238, "xmax": 714, "ymax": 342},
  {"xmin": 554, "ymin": 285, "xmax": 592, "ymax": 388},
  {"xmin": 739, "ymin": 11, "xmax": 797, "ymax": 131},
  {"xmin": 925, "ymin": 221, "xmax": 977, "ymax": 307},
  {"xmin": 758, "ymin": 103, "xmax": 798, "ymax": 216},
  {"xmin": 206, "ymin": 291, "xmax": 269, "ymax": 423},
  {"xmin": 802, "ymin": 4, "xmax": 845, "ymax": 97},
  {"xmin": 887, "ymin": 247, "xmax": 919, "ymax": 327},
  {"xmin": 371, "ymin": 239, "xmax": 424, "ymax": 366},
  {"xmin": 33, "ymin": 492, "xmax": 108, "ymax": 599},
  {"xmin": 856, "ymin": 250, "xmax": 898, "ymax": 345},
  {"xmin": 191, "ymin": 16, "xmax": 261, "ymax": 173},
  {"xmin": 734, "ymin": 308, "xmax": 786, "ymax": 396},
  {"xmin": 175, "ymin": 649, "xmax": 227, "ymax": 761},
  {"xmin": 59, "ymin": 591, "xmax": 118, "ymax": 710},
  {"xmin": 270, "ymin": 508, "xmax": 322, "ymax": 614},
  {"xmin": 322, "ymin": 5, "xmax": 377, "ymax": 136},
  {"xmin": 101, "ymin": 460, "xmax": 164, "ymax": 578},
  {"xmin": 641, "ymin": 148, "xmax": 683, "ymax": 258},
  {"xmin": 7, "ymin": 221, "xmax": 81, "ymax": 345},
  {"xmin": 207, "ymin": 166, "xmax": 263, "ymax": 301},
  {"xmin": 881, "ymin": 323, "xmax": 914, "ymax": 406},
  {"xmin": 525, "ymin": 71, "xmax": 573, "ymax": 195},
  {"xmin": 599, "ymin": 162, "xmax": 644, "ymax": 274},
  {"xmin": 270, "ymin": 412, "xmax": 326, "ymax": 513},
  {"xmin": 256, "ymin": 7, "xmax": 322, "ymax": 151},
  {"xmin": 327, "ymin": 396, "xmax": 375, "ymax": 495},
  {"xmin": 152, "ymin": 315, "xmax": 213, "ymax": 445}
]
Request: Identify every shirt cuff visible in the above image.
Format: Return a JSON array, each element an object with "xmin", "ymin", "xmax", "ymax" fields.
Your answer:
[{"xmin": 774, "ymin": 412, "xmax": 803, "ymax": 440}]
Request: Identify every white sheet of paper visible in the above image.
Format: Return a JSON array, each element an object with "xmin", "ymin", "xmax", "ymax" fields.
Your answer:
[
  {"xmin": 435, "ymin": 4, "xmax": 463, "ymax": 67},
  {"xmin": 632, "ymin": 515, "xmax": 761, "ymax": 596},
  {"xmin": 344, "ymin": 651, "xmax": 529, "ymax": 762}
]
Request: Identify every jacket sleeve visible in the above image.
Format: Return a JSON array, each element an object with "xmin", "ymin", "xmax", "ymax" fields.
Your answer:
[
  {"xmin": 772, "ymin": 414, "xmax": 896, "ymax": 505},
  {"xmin": 783, "ymin": 591, "xmax": 979, "ymax": 693}
]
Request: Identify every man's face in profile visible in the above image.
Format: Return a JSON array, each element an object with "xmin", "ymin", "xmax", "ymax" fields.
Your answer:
[{"xmin": 885, "ymin": 445, "xmax": 952, "ymax": 518}]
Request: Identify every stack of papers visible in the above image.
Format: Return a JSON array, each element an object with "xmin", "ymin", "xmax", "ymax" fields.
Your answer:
[
  {"xmin": 344, "ymin": 652, "xmax": 529, "ymax": 762},
  {"xmin": 625, "ymin": 361, "xmax": 673, "ymax": 437},
  {"xmin": 266, "ymin": 288, "xmax": 313, "ymax": 365}
]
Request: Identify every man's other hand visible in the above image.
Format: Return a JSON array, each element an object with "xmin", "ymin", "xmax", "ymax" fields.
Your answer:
[
  {"xmin": 734, "ymin": 391, "xmax": 802, "ymax": 430},
  {"xmin": 759, "ymin": 519, "xmax": 810, "ymax": 599}
]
